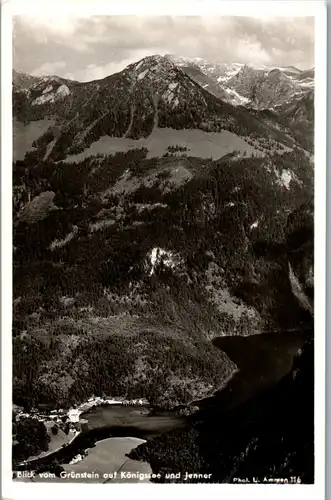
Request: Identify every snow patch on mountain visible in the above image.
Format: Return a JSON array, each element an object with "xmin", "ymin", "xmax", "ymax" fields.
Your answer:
[
  {"xmin": 40, "ymin": 76, "xmax": 56, "ymax": 84},
  {"xmin": 15, "ymin": 87, "xmax": 31, "ymax": 97},
  {"xmin": 216, "ymin": 64, "xmax": 244, "ymax": 82},
  {"xmin": 297, "ymin": 80, "xmax": 314, "ymax": 90},
  {"xmin": 225, "ymin": 63, "xmax": 314, "ymax": 109},
  {"xmin": 166, "ymin": 54, "xmax": 244, "ymax": 84},
  {"xmin": 133, "ymin": 202, "xmax": 168, "ymax": 213}
]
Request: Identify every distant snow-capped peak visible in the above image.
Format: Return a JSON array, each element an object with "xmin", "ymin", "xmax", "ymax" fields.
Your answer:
[{"xmin": 166, "ymin": 54, "xmax": 245, "ymax": 82}]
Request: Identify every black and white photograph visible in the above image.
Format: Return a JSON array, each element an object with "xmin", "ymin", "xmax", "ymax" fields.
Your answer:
[{"xmin": 1, "ymin": 1, "xmax": 327, "ymax": 498}]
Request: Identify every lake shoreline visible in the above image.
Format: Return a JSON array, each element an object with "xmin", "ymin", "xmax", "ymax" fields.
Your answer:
[{"xmin": 14, "ymin": 327, "xmax": 312, "ymax": 479}]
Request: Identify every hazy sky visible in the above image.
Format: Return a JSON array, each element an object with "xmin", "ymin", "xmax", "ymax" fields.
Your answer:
[{"xmin": 13, "ymin": 16, "xmax": 315, "ymax": 82}]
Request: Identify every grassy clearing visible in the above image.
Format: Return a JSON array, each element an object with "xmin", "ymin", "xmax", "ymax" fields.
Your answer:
[
  {"xmin": 13, "ymin": 119, "xmax": 55, "ymax": 161},
  {"xmin": 64, "ymin": 128, "xmax": 264, "ymax": 163}
]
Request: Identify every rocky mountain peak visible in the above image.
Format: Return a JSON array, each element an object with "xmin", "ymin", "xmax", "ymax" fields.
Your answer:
[{"xmin": 125, "ymin": 54, "xmax": 179, "ymax": 79}]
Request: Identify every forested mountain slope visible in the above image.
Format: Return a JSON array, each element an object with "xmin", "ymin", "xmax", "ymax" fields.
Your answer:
[{"xmin": 12, "ymin": 53, "xmax": 314, "ymax": 433}]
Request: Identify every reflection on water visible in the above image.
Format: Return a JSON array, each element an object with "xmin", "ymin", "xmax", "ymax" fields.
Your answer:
[{"xmin": 82, "ymin": 405, "xmax": 185, "ymax": 436}]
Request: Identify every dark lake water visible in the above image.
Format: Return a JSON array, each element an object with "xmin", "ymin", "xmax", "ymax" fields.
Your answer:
[
  {"xmin": 81, "ymin": 405, "xmax": 185, "ymax": 436},
  {"xmin": 196, "ymin": 328, "xmax": 311, "ymax": 412}
]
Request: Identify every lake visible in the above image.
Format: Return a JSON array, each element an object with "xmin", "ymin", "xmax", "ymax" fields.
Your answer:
[{"xmin": 195, "ymin": 328, "xmax": 311, "ymax": 412}]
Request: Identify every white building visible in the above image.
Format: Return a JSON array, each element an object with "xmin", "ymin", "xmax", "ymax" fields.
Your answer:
[{"xmin": 68, "ymin": 408, "xmax": 81, "ymax": 423}]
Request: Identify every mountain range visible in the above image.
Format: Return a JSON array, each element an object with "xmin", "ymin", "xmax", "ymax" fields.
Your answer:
[
  {"xmin": 13, "ymin": 54, "xmax": 314, "ymax": 163},
  {"xmin": 167, "ymin": 54, "xmax": 314, "ymax": 107}
]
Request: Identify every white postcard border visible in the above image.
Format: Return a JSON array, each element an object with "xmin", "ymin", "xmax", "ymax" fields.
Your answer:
[{"xmin": 1, "ymin": 2, "xmax": 326, "ymax": 500}]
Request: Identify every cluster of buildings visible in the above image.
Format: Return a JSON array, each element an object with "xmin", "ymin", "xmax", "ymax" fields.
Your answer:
[
  {"xmin": 13, "ymin": 395, "xmax": 149, "ymax": 435},
  {"xmin": 13, "ymin": 407, "xmax": 67, "ymax": 426},
  {"xmin": 14, "ymin": 394, "xmax": 151, "ymax": 466},
  {"xmin": 120, "ymin": 399, "xmax": 146, "ymax": 407},
  {"xmin": 69, "ymin": 395, "xmax": 148, "ymax": 414},
  {"xmin": 69, "ymin": 447, "xmax": 89, "ymax": 465}
]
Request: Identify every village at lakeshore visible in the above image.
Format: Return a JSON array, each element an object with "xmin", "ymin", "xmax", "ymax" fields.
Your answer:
[
  {"xmin": 13, "ymin": 395, "xmax": 187, "ymax": 483},
  {"xmin": 13, "ymin": 395, "xmax": 149, "ymax": 465}
]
